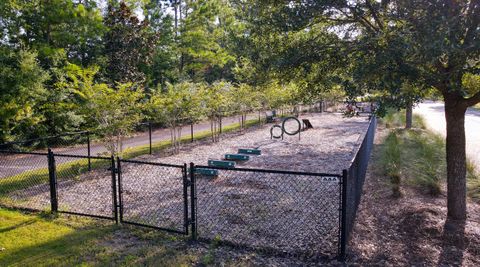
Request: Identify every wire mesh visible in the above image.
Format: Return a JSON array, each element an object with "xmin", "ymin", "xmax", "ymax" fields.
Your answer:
[
  {"xmin": 119, "ymin": 160, "xmax": 187, "ymax": 234},
  {"xmin": 343, "ymin": 116, "xmax": 377, "ymax": 242},
  {"xmin": 194, "ymin": 166, "xmax": 342, "ymax": 259},
  {"xmin": 55, "ymin": 154, "xmax": 115, "ymax": 219},
  {"xmin": 0, "ymin": 132, "xmax": 91, "ymax": 155},
  {"xmin": 0, "ymin": 151, "xmax": 51, "ymax": 211}
]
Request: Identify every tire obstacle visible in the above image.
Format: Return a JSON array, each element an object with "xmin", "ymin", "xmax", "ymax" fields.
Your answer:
[{"xmin": 270, "ymin": 116, "xmax": 309, "ymax": 140}]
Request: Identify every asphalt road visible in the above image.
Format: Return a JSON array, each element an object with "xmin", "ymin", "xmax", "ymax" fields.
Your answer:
[
  {"xmin": 0, "ymin": 113, "xmax": 261, "ymax": 178},
  {"xmin": 414, "ymin": 101, "xmax": 480, "ymax": 169}
]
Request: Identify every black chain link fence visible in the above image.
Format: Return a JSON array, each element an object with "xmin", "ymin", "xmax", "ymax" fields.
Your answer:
[
  {"xmin": 54, "ymin": 154, "xmax": 116, "ymax": 220},
  {"xmin": 118, "ymin": 159, "xmax": 188, "ymax": 234},
  {"xmin": 192, "ymin": 165, "xmax": 342, "ymax": 259},
  {"xmin": 0, "ymin": 150, "xmax": 50, "ymax": 211},
  {"xmin": 0, "ymin": 115, "xmax": 377, "ymax": 261},
  {"xmin": 340, "ymin": 116, "xmax": 377, "ymax": 259}
]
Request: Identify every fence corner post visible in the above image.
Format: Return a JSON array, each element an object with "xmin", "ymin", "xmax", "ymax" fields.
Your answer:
[
  {"xmin": 111, "ymin": 156, "xmax": 119, "ymax": 224},
  {"xmin": 47, "ymin": 148, "xmax": 58, "ymax": 213},
  {"xmin": 189, "ymin": 162, "xmax": 197, "ymax": 240},
  {"xmin": 116, "ymin": 157, "xmax": 124, "ymax": 224},
  {"xmin": 339, "ymin": 169, "xmax": 348, "ymax": 261}
]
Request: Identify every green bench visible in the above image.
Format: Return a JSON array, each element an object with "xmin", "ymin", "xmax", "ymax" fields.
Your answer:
[
  {"xmin": 238, "ymin": 148, "xmax": 261, "ymax": 155},
  {"xmin": 225, "ymin": 154, "xmax": 250, "ymax": 161},
  {"xmin": 194, "ymin": 168, "xmax": 219, "ymax": 176},
  {"xmin": 208, "ymin": 160, "xmax": 235, "ymax": 168}
]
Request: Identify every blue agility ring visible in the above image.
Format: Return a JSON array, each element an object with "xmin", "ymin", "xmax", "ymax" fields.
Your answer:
[{"xmin": 281, "ymin": 116, "xmax": 301, "ymax": 136}]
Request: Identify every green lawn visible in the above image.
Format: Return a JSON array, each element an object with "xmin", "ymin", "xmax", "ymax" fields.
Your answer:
[
  {"xmin": 0, "ymin": 209, "xmax": 114, "ymax": 266},
  {"xmin": 0, "ymin": 208, "xmax": 202, "ymax": 266},
  {"xmin": 0, "ymin": 208, "xmax": 287, "ymax": 266}
]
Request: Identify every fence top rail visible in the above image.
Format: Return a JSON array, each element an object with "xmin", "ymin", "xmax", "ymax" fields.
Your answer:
[
  {"xmin": 53, "ymin": 153, "xmax": 112, "ymax": 160},
  {"xmin": 347, "ymin": 116, "xmax": 377, "ymax": 166},
  {"xmin": 194, "ymin": 164, "xmax": 342, "ymax": 177},
  {"xmin": 0, "ymin": 150, "xmax": 49, "ymax": 156},
  {"xmin": 119, "ymin": 158, "xmax": 185, "ymax": 168},
  {"xmin": 0, "ymin": 131, "xmax": 89, "ymax": 148}
]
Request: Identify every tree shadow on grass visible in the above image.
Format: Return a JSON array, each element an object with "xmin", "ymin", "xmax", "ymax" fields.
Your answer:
[
  {"xmin": 0, "ymin": 222, "xmax": 115, "ymax": 266},
  {"xmin": 0, "ymin": 219, "xmax": 37, "ymax": 234}
]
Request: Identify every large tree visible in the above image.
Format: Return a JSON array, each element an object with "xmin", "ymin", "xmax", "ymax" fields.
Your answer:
[
  {"xmin": 249, "ymin": 0, "xmax": 480, "ymax": 221},
  {"xmin": 104, "ymin": 1, "xmax": 157, "ymax": 85}
]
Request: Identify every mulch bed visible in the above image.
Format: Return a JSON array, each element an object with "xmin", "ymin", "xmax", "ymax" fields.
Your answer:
[{"xmin": 348, "ymin": 126, "xmax": 480, "ymax": 266}]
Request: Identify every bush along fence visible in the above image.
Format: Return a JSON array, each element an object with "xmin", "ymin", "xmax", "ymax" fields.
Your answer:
[{"xmin": 0, "ymin": 116, "xmax": 376, "ymax": 261}]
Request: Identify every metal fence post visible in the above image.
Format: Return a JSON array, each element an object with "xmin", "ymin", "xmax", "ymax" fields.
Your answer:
[
  {"xmin": 190, "ymin": 162, "xmax": 197, "ymax": 240},
  {"xmin": 117, "ymin": 157, "xmax": 123, "ymax": 223},
  {"xmin": 87, "ymin": 131, "xmax": 91, "ymax": 171},
  {"xmin": 47, "ymin": 149, "xmax": 58, "ymax": 213},
  {"xmin": 183, "ymin": 163, "xmax": 189, "ymax": 235},
  {"xmin": 111, "ymin": 156, "xmax": 119, "ymax": 224},
  {"xmin": 340, "ymin": 169, "xmax": 348, "ymax": 261},
  {"xmin": 149, "ymin": 122, "xmax": 152, "ymax": 154}
]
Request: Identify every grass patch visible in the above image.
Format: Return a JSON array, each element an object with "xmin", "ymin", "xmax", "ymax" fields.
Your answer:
[
  {"xmin": 381, "ymin": 131, "xmax": 402, "ymax": 197},
  {"xmin": 0, "ymin": 208, "xmax": 201, "ymax": 266},
  {"xmin": 0, "ymin": 208, "xmax": 115, "ymax": 266},
  {"xmin": 381, "ymin": 108, "xmax": 426, "ymax": 129},
  {"xmin": 0, "ymin": 158, "xmax": 111, "ymax": 199},
  {"xmin": 0, "ymin": 208, "xmax": 270, "ymax": 266},
  {"xmin": 379, "ymin": 111, "xmax": 480, "ymax": 200}
]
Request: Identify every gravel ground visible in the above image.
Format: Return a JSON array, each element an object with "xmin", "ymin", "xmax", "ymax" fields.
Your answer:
[
  {"xmin": 7, "ymin": 112, "xmax": 371, "ymax": 259},
  {"xmin": 142, "ymin": 113, "xmax": 370, "ymax": 174}
]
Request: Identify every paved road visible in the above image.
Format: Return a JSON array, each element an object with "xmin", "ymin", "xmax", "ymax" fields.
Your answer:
[
  {"xmin": 0, "ymin": 113, "xmax": 261, "ymax": 178},
  {"xmin": 414, "ymin": 102, "xmax": 480, "ymax": 169}
]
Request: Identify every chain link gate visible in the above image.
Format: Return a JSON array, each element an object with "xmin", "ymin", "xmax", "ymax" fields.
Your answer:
[
  {"xmin": 53, "ymin": 153, "xmax": 118, "ymax": 220},
  {"xmin": 117, "ymin": 159, "xmax": 190, "ymax": 235}
]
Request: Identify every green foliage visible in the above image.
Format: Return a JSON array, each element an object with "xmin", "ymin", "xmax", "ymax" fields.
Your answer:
[
  {"xmin": 178, "ymin": 0, "xmax": 236, "ymax": 82},
  {"xmin": 148, "ymin": 81, "xmax": 202, "ymax": 152},
  {"xmin": 467, "ymin": 161, "xmax": 480, "ymax": 200},
  {"xmin": 381, "ymin": 111, "xmax": 478, "ymax": 200},
  {"xmin": 91, "ymin": 83, "xmax": 144, "ymax": 155},
  {"xmin": 104, "ymin": 2, "xmax": 157, "ymax": 85},
  {"xmin": 0, "ymin": 49, "xmax": 49, "ymax": 143},
  {"xmin": 382, "ymin": 131, "xmax": 402, "ymax": 197},
  {"xmin": 0, "ymin": 0, "xmax": 309, "ymax": 146}
]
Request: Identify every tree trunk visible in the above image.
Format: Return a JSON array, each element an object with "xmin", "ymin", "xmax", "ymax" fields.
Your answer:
[
  {"xmin": 174, "ymin": 0, "xmax": 178, "ymax": 37},
  {"xmin": 444, "ymin": 96, "xmax": 468, "ymax": 221},
  {"xmin": 405, "ymin": 102, "xmax": 413, "ymax": 129},
  {"xmin": 210, "ymin": 120, "xmax": 214, "ymax": 142}
]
